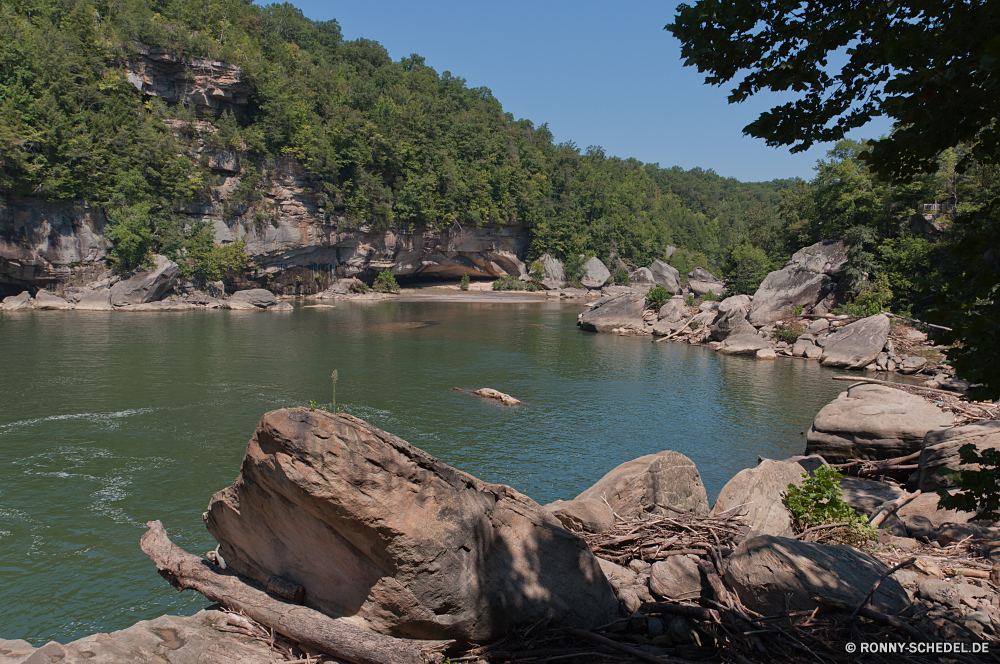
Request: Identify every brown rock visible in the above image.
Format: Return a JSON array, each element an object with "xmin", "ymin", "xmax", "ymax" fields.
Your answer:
[
  {"xmin": 473, "ymin": 388, "xmax": 521, "ymax": 407},
  {"xmin": 204, "ymin": 408, "xmax": 619, "ymax": 644},
  {"xmin": 917, "ymin": 421, "xmax": 1000, "ymax": 491},
  {"xmin": 649, "ymin": 556, "xmax": 703, "ymax": 600},
  {"xmin": 547, "ymin": 451, "xmax": 710, "ymax": 533}
]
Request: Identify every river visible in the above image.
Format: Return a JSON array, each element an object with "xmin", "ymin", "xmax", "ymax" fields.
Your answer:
[{"xmin": 0, "ymin": 299, "xmax": 855, "ymax": 643}]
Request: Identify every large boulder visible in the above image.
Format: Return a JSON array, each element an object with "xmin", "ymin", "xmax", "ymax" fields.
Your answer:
[
  {"xmin": 725, "ymin": 535, "xmax": 910, "ymax": 616},
  {"xmin": 658, "ymin": 298, "xmax": 685, "ymax": 323},
  {"xmin": 538, "ymin": 253, "xmax": 565, "ymax": 290},
  {"xmin": 689, "ymin": 267, "xmax": 722, "ymax": 284},
  {"xmin": 918, "ymin": 421, "xmax": 1000, "ymax": 491},
  {"xmin": 710, "ymin": 295, "xmax": 756, "ymax": 341},
  {"xmin": 710, "ymin": 457, "xmax": 826, "ymax": 537},
  {"xmin": 688, "ymin": 280, "xmax": 725, "ymax": 298},
  {"xmin": 748, "ymin": 240, "xmax": 846, "ymax": 325},
  {"xmin": 204, "ymin": 409, "xmax": 619, "ymax": 643},
  {"xmin": 786, "ymin": 240, "xmax": 848, "ymax": 274},
  {"xmin": 1, "ymin": 290, "xmax": 33, "ymax": 311},
  {"xmin": 33, "ymin": 290, "xmax": 75, "ymax": 310},
  {"xmin": 649, "ymin": 260, "xmax": 681, "ymax": 293},
  {"xmin": 110, "ymin": 255, "xmax": 180, "ymax": 306},
  {"xmin": 546, "ymin": 451, "xmax": 710, "ymax": 533},
  {"xmin": 227, "ymin": 288, "xmax": 279, "ymax": 309},
  {"xmin": 820, "ymin": 315, "xmax": 891, "ymax": 369},
  {"xmin": 74, "ymin": 288, "xmax": 112, "ymax": 311},
  {"xmin": 4, "ymin": 610, "xmax": 283, "ymax": 664},
  {"xmin": 805, "ymin": 383, "xmax": 954, "ymax": 463},
  {"xmin": 580, "ymin": 257, "xmax": 611, "ymax": 289},
  {"xmin": 716, "ymin": 333, "xmax": 770, "ymax": 355},
  {"xmin": 629, "ymin": 267, "xmax": 656, "ymax": 289},
  {"xmin": 578, "ymin": 295, "xmax": 646, "ymax": 332}
]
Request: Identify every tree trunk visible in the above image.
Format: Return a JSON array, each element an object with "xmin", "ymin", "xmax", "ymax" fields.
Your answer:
[{"xmin": 140, "ymin": 520, "xmax": 452, "ymax": 664}]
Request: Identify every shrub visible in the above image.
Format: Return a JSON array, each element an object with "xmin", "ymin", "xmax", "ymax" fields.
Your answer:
[
  {"xmin": 529, "ymin": 260, "xmax": 545, "ymax": 282},
  {"xmin": 774, "ymin": 326, "xmax": 804, "ymax": 343},
  {"xmin": 492, "ymin": 275, "xmax": 538, "ymax": 291},
  {"xmin": 350, "ymin": 280, "xmax": 369, "ymax": 294},
  {"xmin": 703, "ymin": 289, "xmax": 719, "ymax": 301},
  {"xmin": 563, "ymin": 253, "xmax": 586, "ymax": 282},
  {"xmin": 784, "ymin": 466, "xmax": 875, "ymax": 544},
  {"xmin": 373, "ymin": 270, "xmax": 400, "ymax": 293},
  {"xmin": 786, "ymin": 303, "xmax": 804, "ymax": 317},
  {"xmin": 685, "ymin": 294, "xmax": 696, "ymax": 307},
  {"xmin": 107, "ymin": 203, "xmax": 154, "ymax": 272},
  {"xmin": 614, "ymin": 268, "xmax": 630, "ymax": 286},
  {"xmin": 460, "ymin": 274, "xmax": 470, "ymax": 291},
  {"xmin": 938, "ymin": 444, "xmax": 1000, "ymax": 520},
  {"xmin": 645, "ymin": 285, "xmax": 669, "ymax": 310},
  {"xmin": 722, "ymin": 242, "xmax": 771, "ymax": 296}
]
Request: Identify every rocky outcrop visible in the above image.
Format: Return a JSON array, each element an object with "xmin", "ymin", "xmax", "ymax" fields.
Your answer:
[
  {"xmin": 918, "ymin": 421, "xmax": 1000, "ymax": 491},
  {"xmin": 74, "ymin": 287, "xmax": 113, "ymax": 311},
  {"xmin": 649, "ymin": 260, "xmax": 680, "ymax": 293},
  {"xmin": 819, "ymin": 314, "xmax": 891, "ymax": 369},
  {"xmin": 1, "ymin": 610, "xmax": 282, "ymax": 664},
  {"xmin": 710, "ymin": 457, "xmax": 826, "ymax": 537},
  {"xmin": 0, "ymin": 290, "xmax": 31, "ymax": 310},
  {"xmin": 109, "ymin": 255, "xmax": 180, "ymax": 307},
  {"xmin": 33, "ymin": 290, "xmax": 75, "ymax": 310},
  {"xmin": 577, "ymin": 295, "xmax": 646, "ymax": 333},
  {"xmin": 716, "ymin": 333, "xmax": 770, "ymax": 355},
  {"xmin": 725, "ymin": 535, "xmax": 910, "ymax": 616},
  {"xmin": 805, "ymin": 383, "xmax": 954, "ymax": 463},
  {"xmin": 538, "ymin": 253, "xmax": 565, "ymax": 290},
  {"xmin": 204, "ymin": 408, "xmax": 619, "ymax": 643},
  {"xmin": 546, "ymin": 451, "xmax": 710, "ymax": 533},
  {"xmin": 709, "ymin": 295, "xmax": 755, "ymax": 341},
  {"xmin": 748, "ymin": 240, "xmax": 846, "ymax": 325},
  {"xmin": 580, "ymin": 257, "xmax": 611, "ymax": 289},
  {"xmin": 226, "ymin": 288, "xmax": 278, "ymax": 309}
]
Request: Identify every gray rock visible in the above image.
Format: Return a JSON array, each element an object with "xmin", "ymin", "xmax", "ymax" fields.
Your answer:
[
  {"xmin": 649, "ymin": 260, "xmax": 680, "ymax": 293},
  {"xmin": 711, "ymin": 457, "xmax": 826, "ymax": 537},
  {"xmin": 756, "ymin": 348, "xmax": 777, "ymax": 359},
  {"xmin": 649, "ymin": 556, "xmax": 703, "ymax": 600},
  {"xmin": 666, "ymin": 617, "xmax": 701, "ymax": 646},
  {"xmin": 749, "ymin": 270, "xmax": 835, "ymax": 325},
  {"xmin": 227, "ymin": 288, "xmax": 278, "ymax": 309},
  {"xmin": 791, "ymin": 339, "xmax": 815, "ymax": 357},
  {"xmin": 917, "ymin": 579, "xmax": 962, "ymax": 608},
  {"xmin": 206, "ymin": 280, "xmax": 225, "ymax": 298},
  {"xmin": 804, "ymin": 344, "xmax": 824, "ymax": 359},
  {"xmin": 807, "ymin": 318, "xmax": 830, "ymax": 333},
  {"xmin": 786, "ymin": 240, "xmax": 848, "ymax": 275},
  {"xmin": 578, "ymin": 295, "xmax": 646, "ymax": 333},
  {"xmin": 580, "ymin": 257, "xmax": 611, "ymax": 289},
  {"xmin": 32, "ymin": 290, "xmax": 75, "ymax": 310},
  {"xmin": 629, "ymin": 267, "xmax": 656, "ymax": 288},
  {"xmin": 688, "ymin": 279, "xmax": 725, "ymax": 298},
  {"xmin": 658, "ymin": 299, "xmax": 685, "ymax": 323},
  {"xmin": 109, "ymin": 255, "xmax": 180, "ymax": 306},
  {"xmin": 538, "ymin": 253, "xmax": 565, "ymax": 290},
  {"xmin": 725, "ymin": 535, "xmax": 910, "ymax": 616},
  {"xmin": 820, "ymin": 315, "xmax": 891, "ymax": 369},
  {"xmin": 918, "ymin": 421, "xmax": 1000, "ymax": 490},
  {"xmin": 710, "ymin": 296, "xmax": 755, "ymax": 341},
  {"xmin": 0, "ymin": 638, "xmax": 33, "ymax": 662},
  {"xmin": 0, "ymin": 291, "xmax": 32, "ymax": 311},
  {"xmin": 899, "ymin": 356, "xmax": 928, "ymax": 374},
  {"xmin": 74, "ymin": 288, "xmax": 112, "ymax": 311},
  {"xmin": 270, "ymin": 301, "xmax": 294, "ymax": 311},
  {"xmin": 547, "ymin": 451, "xmax": 710, "ymax": 533},
  {"xmin": 717, "ymin": 333, "xmax": 770, "ymax": 355},
  {"xmin": 698, "ymin": 301, "xmax": 719, "ymax": 312},
  {"xmin": 205, "ymin": 409, "xmax": 619, "ymax": 642},
  {"xmin": 897, "ymin": 490, "xmax": 978, "ymax": 533},
  {"xmin": 688, "ymin": 267, "xmax": 722, "ymax": 284},
  {"xmin": 806, "ymin": 384, "xmax": 954, "ymax": 463}
]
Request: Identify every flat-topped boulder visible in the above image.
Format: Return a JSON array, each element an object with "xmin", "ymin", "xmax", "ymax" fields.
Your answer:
[
  {"xmin": 806, "ymin": 383, "xmax": 954, "ymax": 462},
  {"xmin": 33, "ymin": 290, "xmax": 75, "ymax": 310},
  {"xmin": 820, "ymin": 315, "xmax": 891, "ymax": 369},
  {"xmin": 578, "ymin": 294, "xmax": 645, "ymax": 332},
  {"xmin": 546, "ymin": 450, "xmax": 710, "ymax": 533},
  {"xmin": 204, "ymin": 408, "xmax": 619, "ymax": 644},
  {"xmin": 226, "ymin": 288, "xmax": 278, "ymax": 309},
  {"xmin": 716, "ymin": 333, "xmax": 770, "ymax": 355}
]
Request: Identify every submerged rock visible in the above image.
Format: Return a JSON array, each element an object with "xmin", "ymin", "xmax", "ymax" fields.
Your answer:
[
  {"xmin": 473, "ymin": 388, "xmax": 521, "ymax": 406},
  {"xmin": 204, "ymin": 408, "xmax": 619, "ymax": 643},
  {"xmin": 546, "ymin": 450, "xmax": 710, "ymax": 533}
]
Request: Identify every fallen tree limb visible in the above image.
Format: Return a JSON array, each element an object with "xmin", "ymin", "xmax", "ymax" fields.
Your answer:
[
  {"xmin": 871, "ymin": 490, "xmax": 921, "ymax": 527},
  {"xmin": 563, "ymin": 627, "xmax": 676, "ymax": 664},
  {"xmin": 849, "ymin": 557, "xmax": 916, "ymax": 620},
  {"xmin": 832, "ymin": 375, "xmax": 963, "ymax": 397},
  {"xmin": 140, "ymin": 520, "xmax": 452, "ymax": 664},
  {"xmin": 884, "ymin": 312, "xmax": 952, "ymax": 332},
  {"xmin": 792, "ymin": 522, "xmax": 849, "ymax": 540},
  {"xmin": 655, "ymin": 316, "xmax": 695, "ymax": 342},
  {"xmin": 812, "ymin": 595, "xmax": 926, "ymax": 642},
  {"xmin": 639, "ymin": 602, "xmax": 720, "ymax": 622},
  {"xmin": 834, "ymin": 450, "xmax": 921, "ymax": 470}
]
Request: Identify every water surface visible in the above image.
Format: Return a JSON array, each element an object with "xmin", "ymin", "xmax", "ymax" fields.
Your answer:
[{"xmin": 0, "ymin": 301, "xmax": 854, "ymax": 642}]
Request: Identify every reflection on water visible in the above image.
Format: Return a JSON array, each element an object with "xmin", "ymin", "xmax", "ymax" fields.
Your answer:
[{"xmin": 0, "ymin": 302, "xmax": 853, "ymax": 643}]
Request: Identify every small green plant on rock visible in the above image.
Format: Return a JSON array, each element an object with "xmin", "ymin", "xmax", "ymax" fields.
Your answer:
[
  {"xmin": 373, "ymin": 270, "xmax": 400, "ymax": 293},
  {"xmin": 645, "ymin": 285, "xmax": 668, "ymax": 310},
  {"xmin": 784, "ymin": 466, "xmax": 875, "ymax": 544},
  {"xmin": 614, "ymin": 268, "xmax": 630, "ymax": 286},
  {"xmin": 703, "ymin": 289, "xmax": 719, "ymax": 301},
  {"xmin": 786, "ymin": 304, "xmax": 804, "ymax": 317},
  {"xmin": 775, "ymin": 326, "xmax": 805, "ymax": 343},
  {"xmin": 460, "ymin": 274, "xmax": 470, "ymax": 291},
  {"xmin": 529, "ymin": 260, "xmax": 545, "ymax": 282},
  {"xmin": 350, "ymin": 280, "xmax": 369, "ymax": 294},
  {"xmin": 492, "ymin": 275, "xmax": 539, "ymax": 291},
  {"xmin": 685, "ymin": 294, "xmax": 696, "ymax": 307}
]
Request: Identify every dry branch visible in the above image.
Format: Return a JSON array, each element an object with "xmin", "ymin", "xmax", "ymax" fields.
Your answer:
[{"xmin": 139, "ymin": 520, "xmax": 451, "ymax": 664}]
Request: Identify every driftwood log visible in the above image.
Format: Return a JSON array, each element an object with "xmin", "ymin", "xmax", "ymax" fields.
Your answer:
[{"xmin": 140, "ymin": 520, "xmax": 452, "ymax": 664}]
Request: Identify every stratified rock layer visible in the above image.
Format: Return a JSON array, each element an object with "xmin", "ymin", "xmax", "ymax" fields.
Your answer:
[{"xmin": 203, "ymin": 408, "xmax": 619, "ymax": 644}]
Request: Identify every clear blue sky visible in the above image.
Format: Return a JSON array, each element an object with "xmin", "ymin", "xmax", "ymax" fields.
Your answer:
[{"xmin": 284, "ymin": 0, "xmax": 893, "ymax": 183}]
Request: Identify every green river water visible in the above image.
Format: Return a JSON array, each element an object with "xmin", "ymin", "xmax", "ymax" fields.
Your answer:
[{"xmin": 0, "ymin": 299, "xmax": 855, "ymax": 643}]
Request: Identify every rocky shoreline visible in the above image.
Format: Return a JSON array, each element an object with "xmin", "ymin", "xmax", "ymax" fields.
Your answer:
[{"xmin": 3, "ymin": 388, "xmax": 998, "ymax": 663}]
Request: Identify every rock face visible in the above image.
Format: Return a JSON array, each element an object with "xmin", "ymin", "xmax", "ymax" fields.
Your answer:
[
  {"xmin": 805, "ymin": 383, "xmax": 954, "ymax": 462},
  {"xmin": 204, "ymin": 409, "xmax": 619, "ymax": 643},
  {"xmin": 716, "ymin": 333, "xmax": 770, "ymax": 355},
  {"xmin": 580, "ymin": 257, "xmax": 611, "ymax": 289},
  {"xmin": 546, "ymin": 451, "xmax": 710, "ymax": 533},
  {"xmin": 578, "ymin": 295, "xmax": 646, "ymax": 332},
  {"xmin": 710, "ymin": 295, "xmax": 755, "ymax": 341},
  {"xmin": 820, "ymin": 315, "xmax": 891, "ymax": 369},
  {"xmin": 227, "ymin": 288, "xmax": 278, "ymax": 309},
  {"xmin": 711, "ymin": 457, "xmax": 825, "ymax": 537},
  {"xmin": 725, "ymin": 535, "xmax": 910, "ymax": 615},
  {"xmin": 538, "ymin": 253, "xmax": 565, "ymax": 290},
  {"xmin": 748, "ymin": 240, "xmax": 846, "ymax": 324},
  {"xmin": 649, "ymin": 260, "xmax": 680, "ymax": 293},
  {"xmin": 918, "ymin": 421, "xmax": 1000, "ymax": 491},
  {"xmin": 3, "ymin": 610, "xmax": 282, "ymax": 664},
  {"xmin": 109, "ymin": 255, "xmax": 180, "ymax": 306}
]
